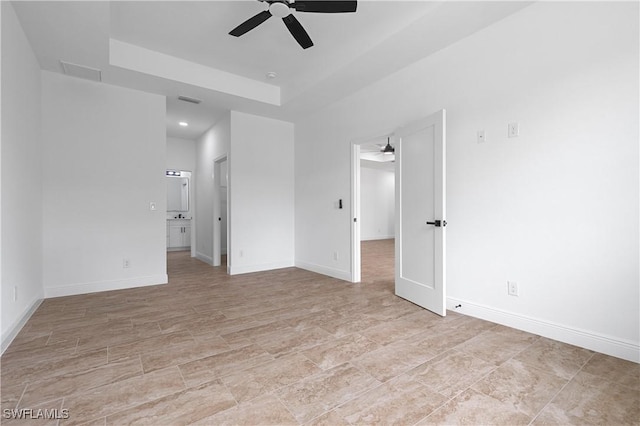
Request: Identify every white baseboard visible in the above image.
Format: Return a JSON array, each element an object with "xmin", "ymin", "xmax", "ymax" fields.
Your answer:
[
  {"xmin": 229, "ymin": 260, "xmax": 295, "ymax": 276},
  {"xmin": 44, "ymin": 274, "xmax": 168, "ymax": 298},
  {"xmin": 1, "ymin": 297, "xmax": 43, "ymax": 355},
  {"xmin": 195, "ymin": 252, "xmax": 214, "ymax": 266},
  {"xmin": 361, "ymin": 235, "xmax": 394, "ymax": 241},
  {"xmin": 295, "ymin": 260, "xmax": 351, "ymax": 281},
  {"xmin": 447, "ymin": 297, "xmax": 640, "ymax": 363}
]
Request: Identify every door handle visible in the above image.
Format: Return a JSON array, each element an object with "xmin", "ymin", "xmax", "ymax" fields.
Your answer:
[{"xmin": 426, "ymin": 220, "xmax": 447, "ymax": 227}]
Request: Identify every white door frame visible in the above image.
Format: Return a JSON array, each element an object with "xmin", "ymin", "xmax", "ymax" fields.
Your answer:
[
  {"xmin": 213, "ymin": 154, "xmax": 229, "ymax": 270},
  {"xmin": 350, "ymin": 129, "xmax": 395, "ymax": 283}
]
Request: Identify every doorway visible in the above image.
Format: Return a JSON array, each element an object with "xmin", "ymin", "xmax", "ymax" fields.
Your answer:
[
  {"xmin": 166, "ymin": 170, "xmax": 193, "ymax": 254},
  {"xmin": 351, "ymin": 110, "xmax": 447, "ymax": 316},
  {"xmin": 351, "ymin": 134, "xmax": 397, "ymax": 283},
  {"xmin": 213, "ymin": 156, "xmax": 229, "ymax": 269}
]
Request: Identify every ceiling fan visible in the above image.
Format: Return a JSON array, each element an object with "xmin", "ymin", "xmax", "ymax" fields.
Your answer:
[
  {"xmin": 229, "ymin": 0, "xmax": 358, "ymax": 49},
  {"xmin": 360, "ymin": 137, "xmax": 395, "ymax": 162}
]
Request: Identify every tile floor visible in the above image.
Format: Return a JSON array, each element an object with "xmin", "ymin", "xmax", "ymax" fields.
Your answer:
[{"xmin": 1, "ymin": 239, "xmax": 638, "ymax": 425}]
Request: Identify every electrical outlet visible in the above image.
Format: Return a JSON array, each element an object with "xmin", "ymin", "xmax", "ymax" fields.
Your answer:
[
  {"xmin": 239, "ymin": 249, "xmax": 244, "ymax": 258},
  {"xmin": 123, "ymin": 258, "xmax": 130, "ymax": 269},
  {"xmin": 13, "ymin": 286, "xmax": 17, "ymax": 302},
  {"xmin": 507, "ymin": 281, "xmax": 518, "ymax": 296},
  {"xmin": 333, "ymin": 251, "xmax": 339, "ymax": 261}
]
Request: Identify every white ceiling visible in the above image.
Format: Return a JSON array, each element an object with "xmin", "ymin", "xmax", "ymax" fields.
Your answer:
[{"xmin": 11, "ymin": 0, "xmax": 532, "ymax": 140}]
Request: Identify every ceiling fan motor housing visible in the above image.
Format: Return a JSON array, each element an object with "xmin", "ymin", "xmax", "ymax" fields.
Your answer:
[{"xmin": 269, "ymin": 1, "xmax": 291, "ymax": 18}]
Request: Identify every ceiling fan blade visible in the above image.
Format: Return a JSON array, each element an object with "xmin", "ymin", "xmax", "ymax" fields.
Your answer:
[
  {"xmin": 229, "ymin": 10, "xmax": 272, "ymax": 37},
  {"xmin": 292, "ymin": 1, "xmax": 357, "ymax": 13},
  {"xmin": 282, "ymin": 14, "xmax": 313, "ymax": 49}
]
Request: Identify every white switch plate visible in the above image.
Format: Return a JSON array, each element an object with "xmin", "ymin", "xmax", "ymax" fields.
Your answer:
[
  {"xmin": 508, "ymin": 122, "xmax": 520, "ymax": 138},
  {"xmin": 477, "ymin": 130, "xmax": 486, "ymax": 143}
]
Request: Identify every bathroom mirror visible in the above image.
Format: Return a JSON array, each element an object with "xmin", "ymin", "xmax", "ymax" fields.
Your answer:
[{"xmin": 167, "ymin": 171, "xmax": 190, "ymax": 212}]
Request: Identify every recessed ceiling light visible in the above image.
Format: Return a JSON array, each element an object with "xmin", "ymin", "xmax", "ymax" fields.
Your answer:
[{"xmin": 179, "ymin": 121, "xmax": 189, "ymax": 127}]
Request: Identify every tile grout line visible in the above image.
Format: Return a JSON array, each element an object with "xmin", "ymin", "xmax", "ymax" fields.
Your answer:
[
  {"xmin": 14, "ymin": 381, "xmax": 28, "ymax": 411},
  {"xmin": 526, "ymin": 351, "xmax": 596, "ymax": 426},
  {"xmin": 303, "ymin": 375, "xmax": 391, "ymax": 425},
  {"xmin": 137, "ymin": 354, "xmax": 145, "ymax": 376},
  {"xmin": 413, "ymin": 337, "xmax": 542, "ymax": 425},
  {"xmin": 456, "ymin": 335, "xmax": 544, "ymax": 423},
  {"xmin": 44, "ymin": 331, "xmax": 54, "ymax": 346},
  {"xmin": 300, "ymin": 361, "xmax": 386, "ymax": 423},
  {"xmin": 272, "ymin": 392, "xmax": 299, "ymax": 424},
  {"xmin": 411, "ymin": 352, "xmax": 502, "ymax": 425},
  {"xmin": 56, "ymin": 397, "xmax": 64, "ymax": 426}
]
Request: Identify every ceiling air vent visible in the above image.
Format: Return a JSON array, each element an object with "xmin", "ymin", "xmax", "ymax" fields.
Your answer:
[
  {"xmin": 178, "ymin": 95, "xmax": 202, "ymax": 105},
  {"xmin": 60, "ymin": 60, "xmax": 102, "ymax": 82}
]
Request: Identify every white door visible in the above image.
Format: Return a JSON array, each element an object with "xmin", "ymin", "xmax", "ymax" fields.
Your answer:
[{"xmin": 395, "ymin": 110, "xmax": 446, "ymax": 316}]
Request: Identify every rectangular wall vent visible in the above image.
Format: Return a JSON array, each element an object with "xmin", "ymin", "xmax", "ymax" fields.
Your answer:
[
  {"xmin": 60, "ymin": 60, "xmax": 102, "ymax": 82},
  {"xmin": 178, "ymin": 95, "xmax": 202, "ymax": 104}
]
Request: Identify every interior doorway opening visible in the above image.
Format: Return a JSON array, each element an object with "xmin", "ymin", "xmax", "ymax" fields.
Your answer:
[
  {"xmin": 213, "ymin": 156, "xmax": 229, "ymax": 270},
  {"xmin": 166, "ymin": 170, "xmax": 194, "ymax": 256},
  {"xmin": 351, "ymin": 134, "xmax": 396, "ymax": 283},
  {"xmin": 351, "ymin": 110, "xmax": 446, "ymax": 318}
]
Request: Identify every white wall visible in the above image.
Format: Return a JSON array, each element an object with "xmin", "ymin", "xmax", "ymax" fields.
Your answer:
[
  {"xmin": 166, "ymin": 137, "xmax": 196, "ymax": 220},
  {"xmin": 360, "ymin": 165, "xmax": 394, "ymax": 241},
  {"xmin": 195, "ymin": 113, "xmax": 230, "ymax": 264},
  {"xmin": 41, "ymin": 71, "xmax": 167, "ymax": 297},
  {"xmin": 229, "ymin": 111, "xmax": 294, "ymax": 274},
  {"xmin": 295, "ymin": 2, "xmax": 639, "ymax": 361},
  {"xmin": 1, "ymin": 2, "xmax": 44, "ymax": 350},
  {"xmin": 167, "ymin": 137, "xmax": 196, "ymax": 174}
]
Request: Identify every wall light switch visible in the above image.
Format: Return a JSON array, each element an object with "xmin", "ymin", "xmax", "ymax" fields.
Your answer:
[
  {"xmin": 477, "ymin": 130, "xmax": 486, "ymax": 143},
  {"xmin": 508, "ymin": 122, "xmax": 520, "ymax": 138}
]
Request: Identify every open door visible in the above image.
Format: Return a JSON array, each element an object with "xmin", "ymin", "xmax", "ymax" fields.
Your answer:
[{"xmin": 395, "ymin": 110, "xmax": 446, "ymax": 316}]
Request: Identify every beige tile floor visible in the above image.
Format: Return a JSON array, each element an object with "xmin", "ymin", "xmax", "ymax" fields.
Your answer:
[{"xmin": 1, "ymin": 239, "xmax": 638, "ymax": 425}]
